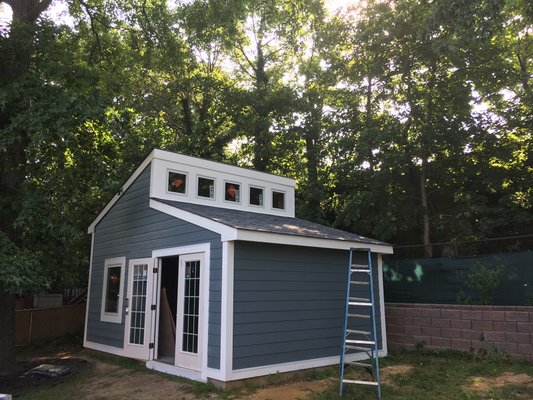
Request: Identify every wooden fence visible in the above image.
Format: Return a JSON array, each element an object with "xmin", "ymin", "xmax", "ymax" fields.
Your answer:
[{"xmin": 16, "ymin": 304, "xmax": 86, "ymax": 346}]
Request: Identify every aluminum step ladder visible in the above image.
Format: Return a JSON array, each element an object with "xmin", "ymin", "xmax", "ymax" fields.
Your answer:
[{"xmin": 339, "ymin": 248, "xmax": 382, "ymax": 399}]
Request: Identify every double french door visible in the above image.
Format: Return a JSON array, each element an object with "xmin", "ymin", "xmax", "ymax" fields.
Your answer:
[{"xmin": 123, "ymin": 253, "xmax": 205, "ymax": 372}]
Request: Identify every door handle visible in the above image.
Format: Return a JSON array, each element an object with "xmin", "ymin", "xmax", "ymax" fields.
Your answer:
[{"xmin": 124, "ymin": 298, "xmax": 129, "ymax": 315}]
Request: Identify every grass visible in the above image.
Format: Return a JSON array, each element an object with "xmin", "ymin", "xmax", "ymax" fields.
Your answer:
[
  {"xmin": 14, "ymin": 338, "xmax": 533, "ymax": 400},
  {"xmin": 312, "ymin": 348, "xmax": 533, "ymax": 400}
]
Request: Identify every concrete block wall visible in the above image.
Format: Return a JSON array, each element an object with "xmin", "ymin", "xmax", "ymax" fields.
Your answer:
[{"xmin": 385, "ymin": 303, "xmax": 533, "ymax": 362}]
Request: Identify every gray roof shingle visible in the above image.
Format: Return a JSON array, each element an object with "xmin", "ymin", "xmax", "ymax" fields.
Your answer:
[{"xmin": 155, "ymin": 199, "xmax": 389, "ymax": 246}]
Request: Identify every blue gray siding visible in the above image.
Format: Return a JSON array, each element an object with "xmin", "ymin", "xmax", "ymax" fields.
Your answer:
[
  {"xmin": 87, "ymin": 164, "xmax": 222, "ymax": 369},
  {"xmin": 232, "ymin": 242, "xmax": 382, "ymax": 370}
]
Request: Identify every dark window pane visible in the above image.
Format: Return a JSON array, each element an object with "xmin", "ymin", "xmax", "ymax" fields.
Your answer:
[
  {"xmin": 272, "ymin": 191, "xmax": 285, "ymax": 209},
  {"xmin": 168, "ymin": 172, "xmax": 187, "ymax": 193},
  {"xmin": 198, "ymin": 177, "xmax": 215, "ymax": 198},
  {"xmin": 249, "ymin": 187, "xmax": 264, "ymax": 206},
  {"xmin": 105, "ymin": 266, "xmax": 121, "ymax": 313},
  {"xmin": 225, "ymin": 182, "xmax": 240, "ymax": 202}
]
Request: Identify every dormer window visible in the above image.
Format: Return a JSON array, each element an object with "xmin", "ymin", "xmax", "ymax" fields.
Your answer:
[
  {"xmin": 272, "ymin": 190, "xmax": 285, "ymax": 210},
  {"xmin": 249, "ymin": 186, "xmax": 264, "ymax": 207},
  {"xmin": 168, "ymin": 171, "xmax": 187, "ymax": 194},
  {"xmin": 225, "ymin": 182, "xmax": 240, "ymax": 203},
  {"xmin": 197, "ymin": 177, "xmax": 215, "ymax": 199}
]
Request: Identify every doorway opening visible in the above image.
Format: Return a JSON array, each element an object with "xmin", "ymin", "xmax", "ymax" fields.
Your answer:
[{"xmin": 157, "ymin": 256, "xmax": 178, "ymax": 363}]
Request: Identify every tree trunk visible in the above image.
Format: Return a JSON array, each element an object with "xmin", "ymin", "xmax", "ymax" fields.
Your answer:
[
  {"xmin": 420, "ymin": 156, "xmax": 432, "ymax": 258},
  {"xmin": 0, "ymin": 0, "xmax": 52, "ymax": 377},
  {"xmin": 0, "ymin": 289, "xmax": 16, "ymax": 376}
]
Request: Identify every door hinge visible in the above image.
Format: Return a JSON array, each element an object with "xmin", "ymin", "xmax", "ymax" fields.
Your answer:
[
  {"xmin": 151, "ymin": 304, "xmax": 156, "ymax": 310},
  {"xmin": 153, "ymin": 267, "xmax": 158, "ymax": 273},
  {"xmin": 149, "ymin": 343, "xmax": 154, "ymax": 349}
]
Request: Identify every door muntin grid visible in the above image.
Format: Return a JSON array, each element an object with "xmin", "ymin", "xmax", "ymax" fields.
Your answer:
[
  {"xmin": 182, "ymin": 260, "xmax": 200, "ymax": 354},
  {"xmin": 129, "ymin": 263, "xmax": 148, "ymax": 345}
]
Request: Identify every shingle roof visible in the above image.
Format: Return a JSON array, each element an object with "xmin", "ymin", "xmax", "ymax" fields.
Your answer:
[{"xmin": 156, "ymin": 199, "xmax": 390, "ymax": 246}]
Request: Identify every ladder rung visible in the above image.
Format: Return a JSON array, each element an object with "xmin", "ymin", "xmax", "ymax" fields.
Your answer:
[
  {"xmin": 345, "ymin": 345, "xmax": 372, "ymax": 351},
  {"xmin": 346, "ymin": 339, "xmax": 375, "ymax": 345},
  {"xmin": 347, "ymin": 329, "xmax": 371, "ymax": 335},
  {"xmin": 349, "ymin": 296, "xmax": 370, "ymax": 302},
  {"xmin": 351, "ymin": 263, "xmax": 369, "ymax": 269},
  {"xmin": 350, "ymin": 280, "xmax": 369, "ymax": 285},
  {"xmin": 348, "ymin": 313, "xmax": 370, "ymax": 318},
  {"xmin": 349, "ymin": 301, "xmax": 372, "ymax": 306},
  {"xmin": 345, "ymin": 361, "xmax": 372, "ymax": 368},
  {"xmin": 351, "ymin": 269, "xmax": 370, "ymax": 273},
  {"xmin": 343, "ymin": 379, "xmax": 378, "ymax": 386}
]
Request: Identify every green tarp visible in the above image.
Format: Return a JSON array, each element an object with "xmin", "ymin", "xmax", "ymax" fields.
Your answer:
[{"xmin": 383, "ymin": 251, "xmax": 533, "ymax": 306}]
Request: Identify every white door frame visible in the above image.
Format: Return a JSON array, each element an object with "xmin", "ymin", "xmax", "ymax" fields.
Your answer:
[
  {"xmin": 151, "ymin": 244, "xmax": 211, "ymax": 377},
  {"xmin": 123, "ymin": 258, "xmax": 155, "ymax": 360}
]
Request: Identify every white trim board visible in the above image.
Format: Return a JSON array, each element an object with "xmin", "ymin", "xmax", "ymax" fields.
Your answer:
[{"xmin": 84, "ymin": 340, "xmax": 125, "ymax": 357}]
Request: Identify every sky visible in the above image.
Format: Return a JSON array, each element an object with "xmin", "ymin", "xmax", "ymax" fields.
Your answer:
[{"xmin": 0, "ymin": 0, "xmax": 355, "ymax": 30}]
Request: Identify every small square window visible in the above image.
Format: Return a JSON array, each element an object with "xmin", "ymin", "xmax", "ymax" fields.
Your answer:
[
  {"xmin": 225, "ymin": 182, "xmax": 240, "ymax": 202},
  {"xmin": 272, "ymin": 191, "xmax": 285, "ymax": 210},
  {"xmin": 249, "ymin": 186, "xmax": 264, "ymax": 206},
  {"xmin": 198, "ymin": 177, "xmax": 215, "ymax": 199},
  {"xmin": 168, "ymin": 171, "xmax": 187, "ymax": 194}
]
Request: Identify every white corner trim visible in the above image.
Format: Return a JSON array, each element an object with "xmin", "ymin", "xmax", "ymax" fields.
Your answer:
[
  {"xmin": 220, "ymin": 241, "xmax": 234, "ymax": 381},
  {"xmin": 226, "ymin": 350, "xmax": 387, "ymax": 381},
  {"xmin": 88, "ymin": 151, "xmax": 155, "ymax": 233},
  {"xmin": 377, "ymin": 254, "xmax": 388, "ymax": 356},
  {"xmin": 84, "ymin": 340, "xmax": 125, "ymax": 357},
  {"xmin": 149, "ymin": 199, "xmax": 237, "ymax": 240}
]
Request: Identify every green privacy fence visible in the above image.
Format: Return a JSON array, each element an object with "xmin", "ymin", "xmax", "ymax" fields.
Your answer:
[{"xmin": 383, "ymin": 250, "xmax": 533, "ymax": 306}]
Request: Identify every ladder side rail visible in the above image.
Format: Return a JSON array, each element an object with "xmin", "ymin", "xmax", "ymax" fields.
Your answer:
[
  {"xmin": 367, "ymin": 249, "xmax": 382, "ymax": 399},
  {"xmin": 339, "ymin": 248, "xmax": 354, "ymax": 395}
]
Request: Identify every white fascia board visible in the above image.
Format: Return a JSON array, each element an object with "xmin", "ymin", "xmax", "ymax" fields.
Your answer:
[
  {"xmin": 88, "ymin": 150, "xmax": 155, "ymax": 233},
  {"xmin": 149, "ymin": 199, "xmax": 238, "ymax": 240},
  {"xmin": 234, "ymin": 230, "xmax": 394, "ymax": 254},
  {"xmin": 152, "ymin": 149, "xmax": 296, "ymax": 187}
]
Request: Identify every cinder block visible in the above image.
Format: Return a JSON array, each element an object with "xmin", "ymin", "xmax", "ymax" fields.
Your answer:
[
  {"xmin": 432, "ymin": 318, "xmax": 451, "ymax": 328},
  {"xmin": 386, "ymin": 324, "xmax": 405, "ymax": 335},
  {"xmin": 484, "ymin": 331, "xmax": 506, "ymax": 342},
  {"xmin": 440, "ymin": 309, "xmax": 461, "ymax": 319},
  {"xmin": 431, "ymin": 337, "xmax": 451, "ymax": 348},
  {"xmin": 422, "ymin": 309, "xmax": 441, "ymax": 318},
  {"xmin": 505, "ymin": 311, "xmax": 529, "ymax": 322},
  {"xmin": 506, "ymin": 332, "xmax": 530, "ymax": 344},
  {"xmin": 482, "ymin": 310, "xmax": 506, "ymax": 321},
  {"xmin": 440, "ymin": 328, "xmax": 462, "ymax": 339},
  {"xmin": 451, "ymin": 338, "xmax": 472, "ymax": 350},
  {"xmin": 471, "ymin": 320, "xmax": 494, "ymax": 331},
  {"xmin": 422, "ymin": 326, "xmax": 441, "ymax": 337},
  {"xmin": 413, "ymin": 317, "xmax": 432, "ymax": 327},
  {"xmin": 462, "ymin": 330, "xmax": 483, "ymax": 340},
  {"xmin": 494, "ymin": 341, "xmax": 518, "ymax": 354},
  {"xmin": 386, "ymin": 307, "xmax": 405, "ymax": 317},
  {"xmin": 517, "ymin": 343, "xmax": 533, "ymax": 355},
  {"xmin": 461, "ymin": 310, "xmax": 483, "ymax": 320},
  {"xmin": 493, "ymin": 321, "xmax": 517, "ymax": 332},
  {"xmin": 451, "ymin": 319, "xmax": 471, "ymax": 330},
  {"xmin": 405, "ymin": 325, "xmax": 422, "ymax": 336},
  {"xmin": 404, "ymin": 308, "xmax": 422, "ymax": 317},
  {"xmin": 517, "ymin": 323, "xmax": 533, "ymax": 334}
]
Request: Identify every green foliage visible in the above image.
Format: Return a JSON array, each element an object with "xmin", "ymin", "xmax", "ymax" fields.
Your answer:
[{"xmin": 465, "ymin": 263, "xmax": 503, "ymax": 305}]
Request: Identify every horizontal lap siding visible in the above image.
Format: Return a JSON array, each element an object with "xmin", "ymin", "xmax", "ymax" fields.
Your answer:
[
  {"xmin": 233, "ymin": 242, "xmax": 383, "ymax": 370},
  {"xmin": 87, "ymin": 165, "xmax": 222, "ymax": 369}
]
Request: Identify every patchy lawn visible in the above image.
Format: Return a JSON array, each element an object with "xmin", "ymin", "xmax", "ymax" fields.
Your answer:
[{"xmin": 2, "ymin": 336, "xmax": 532, "ymax": 399}]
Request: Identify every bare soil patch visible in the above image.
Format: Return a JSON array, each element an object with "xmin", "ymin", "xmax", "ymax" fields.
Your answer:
[
  {"xmin": 241, "ymin": 378, "xmax": 334, "ymax": 400},
  {"xmin": 380, "ymin": 364, "xmax": 413, "ymax": 386},
  {"xmin": 467, "ymin": 372, "xmax": 533, "ymax": 393}
]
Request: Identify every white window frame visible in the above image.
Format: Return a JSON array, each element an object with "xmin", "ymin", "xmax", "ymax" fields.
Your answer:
[
  {"xmin": 196, "ymin": 175, "xmax": 216, "ymax": 200},
  {"xmin": 248, "ymin": 185, "xmax": 265, "ymax": 208},
  {"xmin": 223, "ymin": 180, "xmax": 241, "ymax": 204},
  {"xmin": 100, "ymin": 256, "xmax": 126, "ymax": 323},
  {"xmin": 166, "ymin": 169, "xmax": 188, "ymax": 196},
  {"xmin": 272, "ymin": 189, "xmax": 286, "ymax": 210}
]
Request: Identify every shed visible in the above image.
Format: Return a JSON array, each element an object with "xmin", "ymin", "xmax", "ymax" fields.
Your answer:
[{"xmin": 83, "ymin": 149, "xmax": 393, "ymax": 384}]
